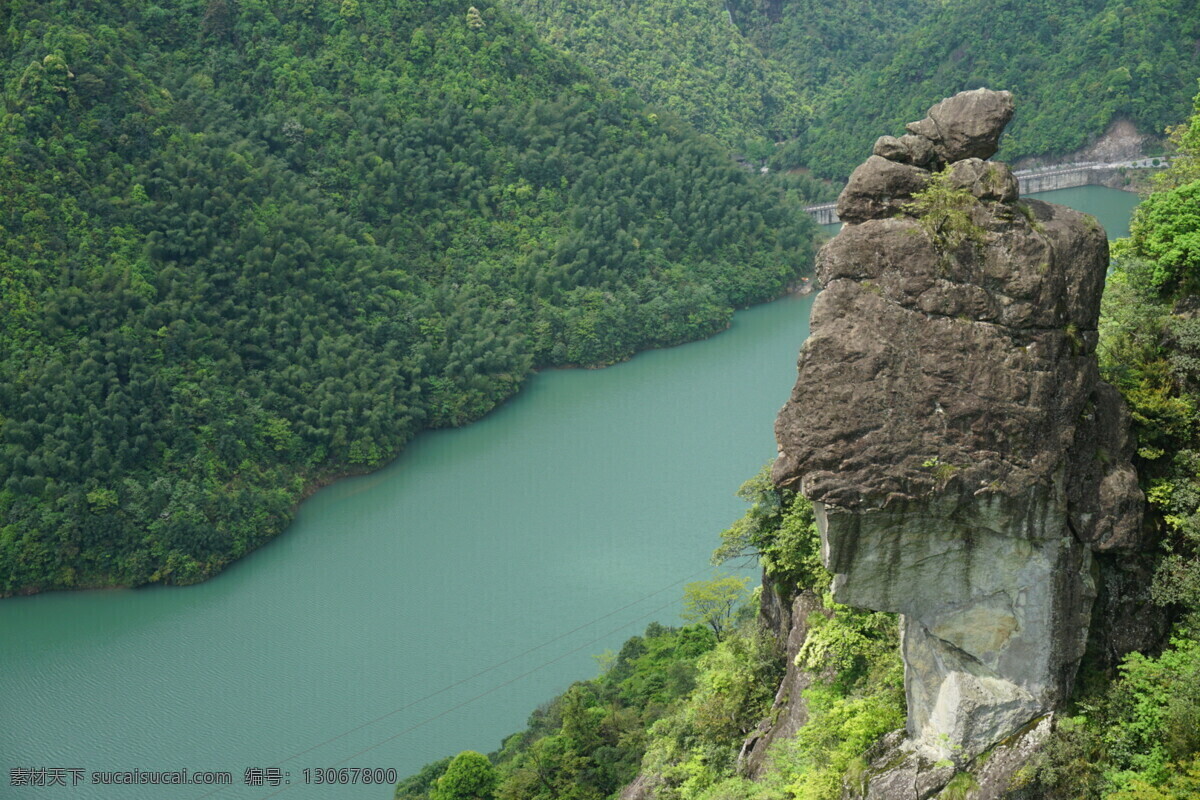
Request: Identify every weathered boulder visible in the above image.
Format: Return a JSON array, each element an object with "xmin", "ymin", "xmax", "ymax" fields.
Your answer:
[
  {"xmin": 873, "ymin": 134, "xmax": 937, "ymax": 167},
  {"xmin": 873, "ymin": 135, "xmax": 910, "ymax": 162},
  {"xmin": 946, "ymin": 158, "xmax": 1020, "ymax": 203},
  {"xmin": 899, "ymin": 134, "xmax": 937, "ymax": 167},
  {"xmin": 904, "ymin": 88, "xmax": 1015, "ymax": 165},
  {"xmin": 773, "ymin": 91, "xmax": 1143, "ymax": 767},
  {"xmin": 836, "ymin": 155, "xmax": 931, "ymax": 223}
]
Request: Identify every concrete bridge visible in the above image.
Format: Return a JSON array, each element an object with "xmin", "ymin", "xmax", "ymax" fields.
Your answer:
[
  {"xmin": 804, "ymin": 158, "xmax": 1168, "ymax": 225},
  {"xmin": 806, "ymin": 202, "xmax": 839, "ymax": 225}
]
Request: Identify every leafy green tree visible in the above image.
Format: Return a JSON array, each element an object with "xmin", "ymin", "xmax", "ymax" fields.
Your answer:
[
  {"xmin": 1128, "ymin": 181, "xmax": 1200, "ymax": 293},
  {"xmin": 713, "ymin": 465, "xmax": 827, "ymax": 590},
  {"xmin": 681, "ymin": 575, "xmax": 750, "ymax": 640},
  {"xmin": 431, "ymin": 752, "xmax": 497, "ymax": 800}
]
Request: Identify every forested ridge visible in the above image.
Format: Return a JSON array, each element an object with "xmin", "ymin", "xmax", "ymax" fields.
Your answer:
[
  {"xmin": 501, "ymin": 0, "xmax": 1200, "ymax": 179},
  {"xmin": 749, "ymin": 0, "xmax": 1200, "ymax": 178},
  {"xmin": 0, "ymin": 0, "xmax": 817, "ymax": 595},
  {"xmin": 502, "ymin": 0, "xmax": 805, "ymax": 156}
]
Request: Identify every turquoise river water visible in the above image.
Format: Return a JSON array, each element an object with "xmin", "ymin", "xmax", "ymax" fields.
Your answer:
[{"xmin": 0, "ymin": 186, "xmax": 1139, "ymax": 799}]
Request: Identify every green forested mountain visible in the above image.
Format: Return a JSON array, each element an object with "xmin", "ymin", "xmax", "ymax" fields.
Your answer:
[
  {"xmin": 502, "ymin": 0, "xmax": 1200, "ymax": 179},
  {"xmin": 502, "ymin": 0, "xmax": 806, "ymax": 155},
  {"xmin": 751, "ymin": 0, "xmax": 1200, "ymax": 177},
  {"xmin": 0, "ymin": 0, "xmax": 816, "ymax": 595}
]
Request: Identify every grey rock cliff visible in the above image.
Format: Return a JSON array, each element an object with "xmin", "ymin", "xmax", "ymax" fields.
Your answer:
[{"xmin": 772, "ymin": 89, "xmax": 1144, "ymax": 775}]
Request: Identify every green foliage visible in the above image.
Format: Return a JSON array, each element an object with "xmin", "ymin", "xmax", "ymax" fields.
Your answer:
[
  {"xmin": 682, "ymin": 575, "xmax": 751, "ymax": 640},
  {"xmin": 1156, "ymin": 83, "xmax": 1200, "ymax": 189},
  {"xmin": 1097, "ymin": 261, "xmax": 1193, "ymax": 456},
  {"xmin": 503, "ymin": 0, "xmax": 807, "ymax": 156},
  {"xmin": 638, "ymin": 623, "xmax": 785, "ymax": 799},
  {"xmin": 1020, "ymin": 620, "xmax": 1200, "ymax": 798},
  {"xmin": 1101, "ymin": 285, "xmax": 1200, "ymax": 612},
  {"xmin": 397, "ymin": 622, "xmax": 719, "ymax": 800},
  {"xmin": 938, "ymin": 771, "xmax": 978, "ymax": 800},
  {"xmin": 0, "ymin": 0, "xmax": 816, "ymax": 595},
  {"xmin": 703, "ymin": 588, "xmax": 907, "ymax": 800},
  {"xmin": 1106, "ymin": 756, "xmax": 1200, "ymax": 799},
  {"xmin": 712, "ymin": 465, "xmax": 828, "ymax": 592},
  {"xmin": 431, "ymin": 752, "xmax": 497, "ymax": 800},
  {"xmin": 395, "ymin": 757, "xmax": 453, "ymax": 800},
  {"xmin": 796, "ymin": 594, "xmax": 900, "ymax": 694},
  {"xmin": 753, "ymin": 615, "xmax": 904, "ymax": 800},
  {"xmin": 921, "ymin": 455, "xmax": 960, "ymax": 486},
  {"xmin": 1099, "ymin": 89, "xmax": 1200, "ymax": 606},
  {"xmin": 903, "ymin": 170, "xmax": 984, "ymax": 252},
  {"xmin": 730, "ymin": 0, "xmax": 1200, "ymax": 178},
  {"xmin": 1101, "ymin": 620, "xmax": 1200, "ymax": 790},
  {"xmin": 1128, "ymin": 181, "xmax": 1200, "ymax": 294}
]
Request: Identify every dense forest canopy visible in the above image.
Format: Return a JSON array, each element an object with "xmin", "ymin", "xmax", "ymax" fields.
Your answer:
[
  {"xmin": 502, "ymin": 0, "xmax": 806, "ymax": 154},
  {"xmin": 501, "ymin": 0, "xmax": 1200, "ymax": 179},
  {"xmin": 759, "ymin": 0, "xmax": 1200, "ymax": 177},
  {"xmin": 0, "ymin": 0, "xmax": 817, "ymax": 595}
]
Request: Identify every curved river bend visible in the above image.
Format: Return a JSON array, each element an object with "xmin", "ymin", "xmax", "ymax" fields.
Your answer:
[{"xmin": 0, "ymin": 187, "xmax": 1138, "ymax": 799}]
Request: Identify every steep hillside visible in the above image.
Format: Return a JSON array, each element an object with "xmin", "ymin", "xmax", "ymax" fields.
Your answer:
[
  {"xmin": 502, "ymin": 0, "xmax": 806, "ymax": 153},
  {"xmin": 0, "ymin": 0, "xmax": 816, "ymax": 595},
  {"xmin": 502, "ymin": 0, "xmax": 1200, "ymax": 179},
  {"xmin": 734, "ymin": 0, "xmax": 1200, "ymax": 177}
]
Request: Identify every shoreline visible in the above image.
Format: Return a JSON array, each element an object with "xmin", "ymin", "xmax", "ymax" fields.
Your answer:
[{"xmin": 6, "ymin": 280, "xmax": 816, "ymax": 599}]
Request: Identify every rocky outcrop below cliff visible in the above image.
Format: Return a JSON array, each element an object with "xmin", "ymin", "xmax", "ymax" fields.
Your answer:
[
  {"xmin": 738, "ymin": 582, "xmax": 830, "ymax": 778},
  {"xmin": 771, "ymin": 89, "xmax": 1147, "ymax": 796}
]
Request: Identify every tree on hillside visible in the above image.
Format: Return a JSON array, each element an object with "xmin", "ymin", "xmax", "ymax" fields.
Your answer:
[
  {"xmin": 682, "ymin": 575, "xmax": 750, "ymax": 640},
  {"xmin": 431, "ymin": 751, "xmax": 496, "ymax": 800}
]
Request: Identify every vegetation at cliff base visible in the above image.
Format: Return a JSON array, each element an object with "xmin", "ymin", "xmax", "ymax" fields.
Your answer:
[
  {"xmin": 0, "ymin": 0, "xmax": 816, "ymax": 595},
  {"xmin": 395, "ymin": 619, "xmax": 727, "ymax": 800},
  {"xmin": 398, "ymin": 472, "xmax": 904, "ymax": 800},
  {"xmin": 1010, "ymin": 83, "xmax": 1200, "ymax": 799}
]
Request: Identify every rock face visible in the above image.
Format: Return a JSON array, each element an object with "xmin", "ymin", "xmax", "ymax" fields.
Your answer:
[
  {"xmin": 773, "ymin": 89, "xmax": 1144, "ymax": 767},
  {"xmin": 837, "ymin": 156, "xmax": 933, "ymax": 223},
  {"xmin": 904, "ymin": 88, "xmax": 1015, "ymax": 166},
  {"xmin": 739, "ymin": 585, "xmax": 830, "ymax": 778}
]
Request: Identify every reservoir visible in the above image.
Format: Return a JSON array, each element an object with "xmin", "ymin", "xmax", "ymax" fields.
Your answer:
[{"xmin": 0, "ymin": 185, "xmax": 1138, "ymax": 799}]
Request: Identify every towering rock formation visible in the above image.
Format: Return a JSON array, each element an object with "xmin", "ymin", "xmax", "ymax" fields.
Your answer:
[{"xmin": 772, "ymin": 89, "xmax": 1145, "ymax": 780}]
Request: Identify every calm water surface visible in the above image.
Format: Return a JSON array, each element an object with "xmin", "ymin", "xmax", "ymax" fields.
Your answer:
[
  {"xmin": 0, "ymin": 185, "xmax": 1138, "ymax": 799},
  {"xmin": 1027, "ymin": 185, "xmax": 1141, "ymax": 238},
  {"xmin": 2, "ymin": 293, "xmax": 816, "ymax": 799}
]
